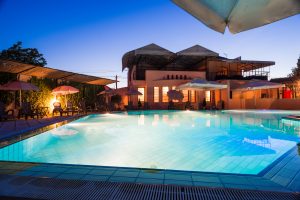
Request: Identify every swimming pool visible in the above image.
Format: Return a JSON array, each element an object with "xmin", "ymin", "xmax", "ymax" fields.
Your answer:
[{"xmin": 1, "ymin": 110, "xmax": 300, "ymax": 175}]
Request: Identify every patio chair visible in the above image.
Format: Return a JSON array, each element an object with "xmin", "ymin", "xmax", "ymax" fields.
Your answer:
[
  {"xmin": 65, "ymin": 101, "xmax": 77, "ymax": 116},
  {"xmin": 0, "ymin": 101, "xmax": 14, "ymax": 121},
  {"xmin": 78, "ymin": 99, "xmax": 87, "ymax": 114},
  {"xmin": 19, "ymin": 102, "xmax": 39, "ymax": 120},
  {"xmin": 184, "ymin": 101, "xmax": 194, "ymax": 110},
  {"xmin": 52, "ymin": 101, "xmax": 64, "ymax": 116}
]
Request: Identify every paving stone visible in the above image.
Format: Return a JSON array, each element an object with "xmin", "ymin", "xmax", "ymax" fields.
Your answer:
[
  {"xmin": 192, "ymin": 175, "xmax": 221, "ymax": 183},
  {"xmin": 136, "ymin": 178, "xmax": 164, "ymax": 184},
  {"xmin": 82, "ymin": 175, "xmax": 109, "ymax": 181},
  {"xmin": 164, "ymin": 179, "xmax": 193, "ymax": 186},
  {"xmin": 109, "ymin": 176, "xmax": 136, "ymax": 183}
]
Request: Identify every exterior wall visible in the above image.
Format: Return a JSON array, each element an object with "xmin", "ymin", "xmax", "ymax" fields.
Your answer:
[
  {"xmin": 129, "ymin": 70, "xmax": 206, "ymax": 109},
  {"xmin": 228, "ymin": 98, "xmax": 300, "ymax": 110},
  {"xmin": 127, "ymin": 69, "xmax": 300, "ymax": 110},
  {"xmin": 225, "ymin": 86, "xmax": 300, "ymax": 110}
]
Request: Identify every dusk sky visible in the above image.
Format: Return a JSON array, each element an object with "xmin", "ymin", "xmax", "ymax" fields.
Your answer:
[{"xmin": 1, "ymin": 0, "xmax": 299, "ymax": 87}]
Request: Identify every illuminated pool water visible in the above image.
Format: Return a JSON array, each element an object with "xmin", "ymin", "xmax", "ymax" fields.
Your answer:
[{"xmin": 1, "ymin": 110, "xmax": 300, "ymax": 175}]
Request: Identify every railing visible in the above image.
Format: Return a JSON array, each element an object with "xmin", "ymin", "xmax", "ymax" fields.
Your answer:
[{"xmin": 211, "ymin": 69, "xmax": 269, "ymax": 81}]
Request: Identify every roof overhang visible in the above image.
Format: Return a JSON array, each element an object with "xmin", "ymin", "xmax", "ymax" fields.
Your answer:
[
  {"xmin": 0, "ymin": 60, "xmax": 116, "ymax": 85},
  {"xmin": 216, "ymin": 58, "xmax": 275, "ymax": 71}
]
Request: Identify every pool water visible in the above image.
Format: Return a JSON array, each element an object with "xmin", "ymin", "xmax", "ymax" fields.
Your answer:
[{"xmin": 1, "ymin": 110, "xmax": 300, "ymax": 175}]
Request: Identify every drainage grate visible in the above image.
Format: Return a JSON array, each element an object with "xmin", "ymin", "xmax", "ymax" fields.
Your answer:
[{"xmin": 1, "ymin": 177, "xmax": 299, "ymax": 200}]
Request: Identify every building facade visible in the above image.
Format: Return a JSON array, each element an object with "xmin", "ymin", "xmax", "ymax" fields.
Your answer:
[{"xmin": 121, "ymin": 44, "xmax": 283, "ymax": 110}]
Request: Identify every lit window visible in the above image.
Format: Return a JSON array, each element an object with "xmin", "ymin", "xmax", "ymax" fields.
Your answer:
[
  {"xmin": 205, "ymin": 91, "xmax": 211, "ymax": 102},
  {"xmin": 162, "ymin": 87, "xmax": 169, "ymax": 102},
  {"xmin": 182, "ymin": 90, "xmax": 188, "ymax": 102},
  {"xmin": 154, "ymin": 87, "xmax": 159, "ymax": 103},
  {"xmin": 190, "ymin": 90, "xmax": 196, "ymax": 103},
  {"xmin": 138, "ymin": 88, "xmax": 145, "ymax": 102}
]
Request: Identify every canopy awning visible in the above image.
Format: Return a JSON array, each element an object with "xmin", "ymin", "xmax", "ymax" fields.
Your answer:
[
  {"xmin": 233, "ymin": 80, "xmax": 285, "ymax": 91},
  {"xmin": 177, "ymin": 78, "xmax": 228, "ymax": 90},
  {"xmin": 0, "ymin": 60, "xmax": 115, "ymax": 86},
  {"xmin": 172, "ymin": 0, "xmax": 300, "ymax": 34}
]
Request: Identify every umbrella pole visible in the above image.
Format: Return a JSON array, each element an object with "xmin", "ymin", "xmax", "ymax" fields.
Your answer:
[
  {"xmin": 65, "ymin": 94, "xmax": 67, "ymax": 108},
  {"xmin": 19, "ymin": 90, "xmax": 22, "ymax": 106}
]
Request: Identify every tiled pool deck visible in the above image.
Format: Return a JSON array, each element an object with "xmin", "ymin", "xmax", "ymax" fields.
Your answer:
[{"xmin": 0, "ymin": 114, "xmax": 300, "ymax": 198}]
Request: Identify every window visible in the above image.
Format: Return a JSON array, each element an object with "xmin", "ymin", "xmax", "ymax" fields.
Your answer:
[
  {"xmin": 190, "ymin": 90, "xmax": 196, "ymax": 103},
  {"xmin": 138, "ymin": 88, "xmax": 145, "ymax": 102},
  {"xmin": 154, "ymin": 87, "xmax": 159, "ymax": 103},
  {"xmin": 182, "ymin": 90, "xmax": 189, "ymax": 102},
  {"xmin": 205, "ymin": 91, "xmax": 211, "ymax": 102},
  {"xmin": 162, "ymin": 87, "xmax": 169, "ymax": 102}
]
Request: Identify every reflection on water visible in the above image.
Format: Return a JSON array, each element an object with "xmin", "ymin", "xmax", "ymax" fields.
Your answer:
[
  {"xmin": 51, "ymin": 127, "xmax": 78, "ymax": 137},
  {"xmin": 0, "ymin": 110, "xmax": 300, "ymax": 175}
]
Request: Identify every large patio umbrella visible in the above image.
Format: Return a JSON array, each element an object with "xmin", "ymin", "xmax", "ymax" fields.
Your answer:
[
  {"xmin": 0, "ymin": 81, "xmax": 39, "ymax": 105},
  {"xmin": 52, "ymin": 86, "xmax": 79, "ymax": 107},
  {"xmin": 126, "ymin": 88, "xmax": 142, "ymax": 104},
  {"xmin": 177, "ymin": 78, "xmax": 227, "ymax": 91},
  {"xmin": 233, "ymin": 80, "xmax": 285, "ymax": 109},
  {"xmin": 233, "ymin": 80, "xmax": 285, "ymax": 91},
  {"xmin": 97, "ymin": 86, "xmax": 115, "ymax": 104},
  {"xmin": 172, "ymin": 0, "xmax": 300, "ymax": 34},
  {"xmin": 167, "ymin": 90, "xmax": 184, "ymax": 101},
  {"xmin": 97, "ymin": 86, "xmax": 114, "ymax": 95},
  {"xmin": 0, "ymin": 85, "xmax": 7, "ymax": 90}
]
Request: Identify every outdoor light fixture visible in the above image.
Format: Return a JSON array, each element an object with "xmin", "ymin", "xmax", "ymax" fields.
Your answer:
[{"xmin": 50, "ymin": 96, "xmax": 58, "ymax": 110}]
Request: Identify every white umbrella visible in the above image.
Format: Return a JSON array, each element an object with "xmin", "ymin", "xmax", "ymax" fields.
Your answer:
[
  {"xmin": 52, "ymin": 86, "xmax": 79, "ymax": 107},
  {"xmin": 177, "ymin": 78, "xmax": 227, "ymax": 91},
  {"xmin": 172, "ymin": 0, "xmax": 300, "ymax": 34},
  {"xmin": 97, "ymin": 86, "xmax": 115, "ymax": 104},
  {"xmin": 126, "ymin": 88, "xmax": 142, "ymax": 105},
  {"xmin": 233, "ymin": 80, "xmax": 285, "ymax": 91}
]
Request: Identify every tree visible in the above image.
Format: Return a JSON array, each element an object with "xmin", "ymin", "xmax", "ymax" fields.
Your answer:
[
  {"xmin": 288, "ymin": 55, "xmax": 300, "ymax": 78},
  {"xmin": 0, "ymin": 41, "xmax": 47, "ymax": 66}
]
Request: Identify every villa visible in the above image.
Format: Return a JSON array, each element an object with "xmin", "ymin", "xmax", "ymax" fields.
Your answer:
[{"xmin": 121, "ymin": 43, "xmax": 290, "ymax": 110}]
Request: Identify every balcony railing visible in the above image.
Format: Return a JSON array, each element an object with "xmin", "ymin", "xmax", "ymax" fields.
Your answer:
[{"xmin": 211, "ymin": 69, "xmax": 270, "ymax": 81}]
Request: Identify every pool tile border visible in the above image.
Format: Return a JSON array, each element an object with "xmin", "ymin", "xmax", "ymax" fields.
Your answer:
[{"xmin": 0, "ymin": 115, "xmax": 87, "ymax": 149}]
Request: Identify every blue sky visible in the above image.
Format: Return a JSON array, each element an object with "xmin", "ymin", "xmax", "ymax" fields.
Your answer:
[{"xmin": 0, "ymin": 0, "xmax": 299, "ymax": 87}]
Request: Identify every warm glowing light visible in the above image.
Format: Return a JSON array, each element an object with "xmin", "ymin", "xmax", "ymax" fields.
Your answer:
[{"xmin": 50, "ymin": 96, "xmax": 57, "ymax": 110}]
